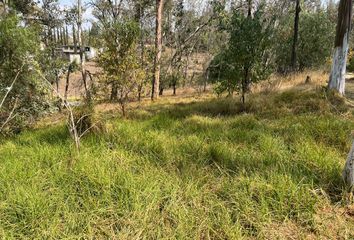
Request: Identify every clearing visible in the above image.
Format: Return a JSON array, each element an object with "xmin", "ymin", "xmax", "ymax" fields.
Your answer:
[{"xmin": 0, "ymin": 72, "xmax": 354, "ymax": 239}]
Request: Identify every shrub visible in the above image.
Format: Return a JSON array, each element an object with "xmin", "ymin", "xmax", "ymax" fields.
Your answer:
[{"xmin": 70, "ymin": 104, "xmax": 94, "ymax": 137}]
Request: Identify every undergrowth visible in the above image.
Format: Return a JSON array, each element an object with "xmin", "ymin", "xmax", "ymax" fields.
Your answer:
[{"xmin": 0, "ymin": 87, "xmax": 354, "ymax": 239}]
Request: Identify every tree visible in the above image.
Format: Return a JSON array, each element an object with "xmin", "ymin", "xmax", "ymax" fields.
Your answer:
[
  {"xmin": 274, "ymin": 4, "xmax": 335, "ymax": 73},
  {"xmin": 209, "ymin": 4, "xmax": 273, "ymax": 104},
  {"xmin": 0, "ymin": 15, "xmax": 48, "ymax": 134},
  {"xmin": 151, "ymin": 0, "xmax": 164, "ymax": 100},
  {"xmin": 326, "ymin": 0, "xmax": 354, "ymax": 200},
  {"xmin": 77, "ymin": 0, "xmax": 89, "ymax": 99},
  {"xmin": 0, "ymin": 0, "xmax": 36, "ymax": 15},
  {"xmin": 159, "ymin": 0, "xmax": 218, "ymax": 95},
  {"xmin": 132, "ymin": 0, "xmax": 154, "ymax": 101},
  {"xmin": 291, "ymin": 0, "xmax": 301, "ymax": 71},
  {"xmin": 328, "ymin": 0, "xmax": 352, "ymax": 95},
  {"xmin": 97, "ymin": 20, "xmax": 143, "ymax": 116}
]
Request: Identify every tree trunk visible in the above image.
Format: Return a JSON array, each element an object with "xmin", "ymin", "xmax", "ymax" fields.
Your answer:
[
  {"xmin": 247, "ymin": 0, "xmax": 252, "ymax": 17},
  {"xmin": 65, "ymin": 25, "xmax": 69, "ymax": 45},
  {"xmin": 151, "ymin": 0, "xmax": 164, "ymax": 101},
  {"xmin": 54, "ymin": 27, "xmax": 58, "ymax": 44},
  {"xmin": 136, "ymin": 4, "xmax": 145, "ymax": 103},
  {"xmin": 343, "ymin": 140, "xmax": 354, "ymax": 194},
  {"xmin": 64, "ymin": 65, "xmax": 71, "ymax": 101},
  {"xmin": 73, "ymin": 24, "xmax": 77, "ymax": 53},
  {"xmin": 138, "ymin": 84, "xmax": 143, "ymax": 102},
  {"xmin": 204, "ymin": 69, "xmax": 209, "ymax": 92},
  {"xmin": 328, "ymin": 0, "xmax": 353, "ymax": 95},
  {"xmin": 173, "ymin": 83, "xmax": 176, "ymax": 96},
  {"xmin": 77, "ymin": 0, "xmax": 89, "ymax": 99},
  {"xmin": 241, "ymin": 67, "xmax": 250, "ymax": 105},
  {"xmin": 61, "ymin": 27, "xmax": 65, "ymax": 45},
  {"xmin": 57, "ymin": 27, "xmax": 61, "ymax": 45},
  {"xmin": 121, "ymin": 103, "xmax": 126, "ymax": 117},
  {"xmin": 111, "ymin": 83, "xmax": 118, "ymax": 101},
  {"xmin": 291, "ymin": 0, "xmax": 301, "ymax": 71},
  {"xmin": 55, "ymin": 72, "xmax": 59, "ymax": 93}
]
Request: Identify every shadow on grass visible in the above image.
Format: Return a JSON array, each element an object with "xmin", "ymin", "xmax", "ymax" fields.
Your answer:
[
  {"xmin": 107, "ymin": 88, "xmax": 352, "ymax": 202},
  {"xmin": 15, "ymin": 124, "xmax": 71, "ymax": 146}
]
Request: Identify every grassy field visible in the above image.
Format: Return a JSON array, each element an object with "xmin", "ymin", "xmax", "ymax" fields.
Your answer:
[{"xmin": 1, "ymin": 82, "xmax": 354, "ymax": 239}]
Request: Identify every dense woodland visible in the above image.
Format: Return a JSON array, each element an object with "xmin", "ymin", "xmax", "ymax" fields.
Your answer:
[{"xmin": 1, "ymin": 0, "xmax": 354, "ymax": 239}]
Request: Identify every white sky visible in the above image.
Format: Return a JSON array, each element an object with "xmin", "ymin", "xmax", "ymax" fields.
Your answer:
[{"xmin": 57, "ymin": 0, "xmax": 339, "ymax": 29}]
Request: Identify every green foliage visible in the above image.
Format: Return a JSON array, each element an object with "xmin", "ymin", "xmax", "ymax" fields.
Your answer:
[
  {"xmin": 160, "ymin": 69, "xmax": 183, "ymax": 92},
  {"xmin": 38, "ymin": 47, "xmax": 67, "ymax": 87},
  {"xmin": 274, "ymin": 10, "xmax": 335, "ymax": 72},
  {"xmin": 0, "ymin": 15, "xmax": 48, "ymax": 135},
  {"xmin": 7, "ymin": 0, "xmax": 36, "ymax": 15},
  {"xmin": 98, "ymin": 20, "xmax": 144, "ymax": 114},
  {"xmin": 347, "ymin": 50, "xmax": 354, "ymax": 72},
  {"xmin": 0, "ymin": 88, "xmax": 353, "ymax": 238},
  {"xmin": 209, "ymin": 7, "xmax": 273, "ymax": 100}
]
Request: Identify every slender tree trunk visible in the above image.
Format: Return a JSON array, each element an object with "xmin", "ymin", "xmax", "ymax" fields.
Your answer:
[
  {"xmin": 61, "ymin": 27, "xmax": 65, "ymax": 45},
  {"xmin": 241, "ymin": 81, "xmax": 246, "ymax": 105},
  {"xmin": 111, "ymin": 83, "xmax": 118, "ymax": 101},
  {"xmin": 65, "ymin": 66, "xmax": 71, "ymax": 101},
  {"xmin": 138, "ymin": 85, "xmax": 143, "ymax": 101},
  {"xmin": 151, "ymin": 0, "xmax": 164, "ymax": 100},
  {"xmin": 242, "ymin": 67, "xmax": 250, "ymax": 105},
  {"xmin": 291, "ymin": 0, "xmax": 301, "ymax": 71},
  {"xmin": 247, "ymin": 0, "xmax": 252, "ymax": 17},
  {"xmin": 57, "ymin": 27, "xmax": 61, "ymax": 45},
  {"xmin": 54, "ymin": 27, "xmax": 58, "ymax": 44},
  {"xmin": 77, "ymin": 0, "xmax": 88, "ymax": 98},
  {"xmin": 55, "ymin": 72, "xmax": 59, "ymax": 93},
  {"xmin": 44, "ymin": 26, "xmax": 48, "ymax": 46},
  {"xmin": 204, "ymin": 70, "xmax": 209, "ymax": 92},
  {"xmin": 65, "ymin": 25, "xmax": 69, "ymax": 45},
  {"xmin": 173, "ymin": 83, "xmax": 176, "ymax": 96},
  {"xmin": 328, "ymin": 0, "xmax": 353, "ymax": 95},
  {"xmin": 73, "ymin": 24, "xmax": 77, "ymax": 53},
  {"xmin": 136, "ymin": 3, "xmax": 145, "ymax": 102},
  {"xmin": 121, "ymin": 103, "xmax": 126, "ymax": 117},
  {"xmin": 62, "ymin": 26, "xmax": 65, "ymax": 45}
]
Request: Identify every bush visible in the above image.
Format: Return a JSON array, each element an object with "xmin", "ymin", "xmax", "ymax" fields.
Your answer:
[
  {"xmin": 70, "ymin": 104, "xmax": 94, "ymax": 137},
  {"xmin": 0, "ymin": 14, "xmax": 49, "ymax": 135}
]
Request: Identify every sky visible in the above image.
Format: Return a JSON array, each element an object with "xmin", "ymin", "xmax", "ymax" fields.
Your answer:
[
  {"xmin": 58, "ymin": 0, "xmax": 339, "ymax": 29},
  {"xmin": 59, "ymin": 0, "xmax": 93, "ymax": 28}
]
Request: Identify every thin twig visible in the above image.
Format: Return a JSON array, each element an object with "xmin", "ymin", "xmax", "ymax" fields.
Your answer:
[
  {"xmin": 0, "ymin": 64, "xmax": 25, "ymax": 110},
  {"xmin": 0, "ymin": 97, "xmax": 19, "ymax": 132},
  {"xmin": 35, "ymin": 68, "xmax": 81, "ymax": 151}
]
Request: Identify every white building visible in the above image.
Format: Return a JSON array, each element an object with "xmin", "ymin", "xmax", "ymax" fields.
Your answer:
[{"xmin": 56, "ymin": 45, "xmax": 98, "ymax": 63}]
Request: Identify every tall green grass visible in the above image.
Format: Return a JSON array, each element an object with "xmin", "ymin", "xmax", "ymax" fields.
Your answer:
[{"xmin": 0, "ymin": 88, "xmax": 353, "ymax": 239}]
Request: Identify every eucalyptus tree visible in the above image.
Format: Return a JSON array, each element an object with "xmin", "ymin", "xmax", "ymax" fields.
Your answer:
[
  {"xmin": 327, "ymin": 0, "xmax": 354, "ymax": 197},
  {"xmin": 132, "ymin": 0, "xmax": 154, "ymax": 101},
  {"xmin": 291, "ymin": 0, "xmax": 301, "ymax": 70},
  {"xmin": 151, "ymin": 0, "xmax": 164, "ymax": 100},
  {"xmin": 328, "ymin": 0, "xmax": 352, "ymax": 95}
]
